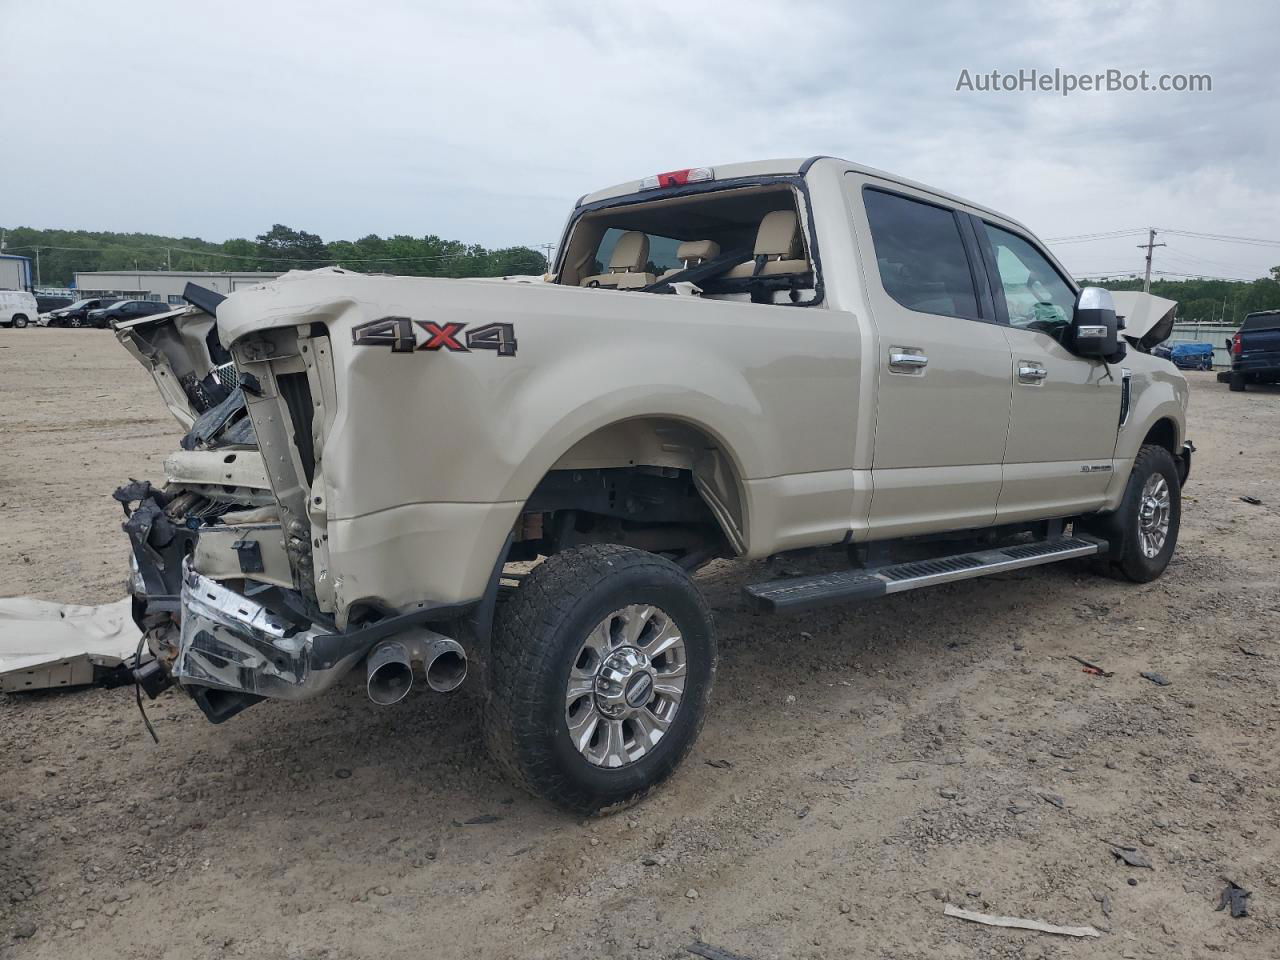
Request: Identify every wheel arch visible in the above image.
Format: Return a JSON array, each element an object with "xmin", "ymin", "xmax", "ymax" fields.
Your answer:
[
  {"xmin": 1141, "ymin": 416, "xmax": 1179, "ymax": 456},
  {"xmin": 523, "ymin": 414, "xmax": 751, "ymax": 556}
]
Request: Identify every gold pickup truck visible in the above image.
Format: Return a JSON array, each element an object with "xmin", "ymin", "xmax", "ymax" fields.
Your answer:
[{"xmin": 116, "ymin": 156, "xmax": 1191, "ymax": 813}]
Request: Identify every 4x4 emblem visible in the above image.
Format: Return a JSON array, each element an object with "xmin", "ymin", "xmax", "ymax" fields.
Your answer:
[{"xmin": 351, "ymin": 316, "xmax": 517, "ymax": 356}]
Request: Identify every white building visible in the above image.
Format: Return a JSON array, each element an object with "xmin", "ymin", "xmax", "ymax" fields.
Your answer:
[
  {"xmin": 73, "ymin": 270, "xmax": 282, "ymax": 305},
  {"xmin": 0, "ymin": 254, "xmax": 33, "ymax": 291}
]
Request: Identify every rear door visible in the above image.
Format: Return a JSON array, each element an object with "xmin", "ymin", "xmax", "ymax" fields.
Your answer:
[
  {"xmin": 849, "ymin": 179, "xmax": 1013, "ymax": 538},
  {"xmin": 972, "ymin": 217, "xmax": 1122, "ymax": 522}
]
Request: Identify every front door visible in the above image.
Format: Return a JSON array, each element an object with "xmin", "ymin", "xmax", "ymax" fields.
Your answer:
[
  {"xmin": 852, "ymin": 182, "xmax": 1013, "ymax": 538},
  {"xmin": 973, "ymin": 219, "xmax": 1122, "ymax": 523}
]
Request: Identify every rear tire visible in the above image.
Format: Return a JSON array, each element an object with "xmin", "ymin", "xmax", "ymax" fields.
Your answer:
[
  {"xmin": 485, "ymin": 544, "xmax": 717, "ymax": 815},
  {"xmin": 69, "ymin": 316, "xmax": 83, "ymax": 328},
  {"xmin": 1229, "ymin": 372, "xmax": 1246, "ymax": 392},
  {"xmin": 1081, "ymin": 444, "xmax": 1180, "ymax": 583}
]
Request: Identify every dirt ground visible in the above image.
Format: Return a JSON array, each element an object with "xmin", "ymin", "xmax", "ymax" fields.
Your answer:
[{"xmin": 2, "ymin": 329, "xmax": 1278, "ymax": 960}]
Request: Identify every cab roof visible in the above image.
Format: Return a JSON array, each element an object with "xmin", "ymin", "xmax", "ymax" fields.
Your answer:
[{"xmin": 578, "ymin": 155, "xmax": 1032, "ymax": 234}]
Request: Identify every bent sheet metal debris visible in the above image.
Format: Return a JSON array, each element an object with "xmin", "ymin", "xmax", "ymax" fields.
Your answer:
[{"xmin": 0, "ymin": 597, "xmax": 140, "ymax": 692}]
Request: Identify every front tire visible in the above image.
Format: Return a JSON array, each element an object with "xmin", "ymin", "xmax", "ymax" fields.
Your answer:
[
  {"xmin": 12, "ymin": 314, "xmax": 27, "ymax": 329},
  {"xmin": 485, "ymin": 544, "xmax": 717, "ymax": 814},
  {"xmin": 1082, "ymin": 444, "xmax": 1181, "ymax": 583}
]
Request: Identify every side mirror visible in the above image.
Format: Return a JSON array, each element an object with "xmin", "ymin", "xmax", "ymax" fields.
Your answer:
[{"xmin": 1069, "ymin": 287, "xmax": 1120, "ymax": 358}]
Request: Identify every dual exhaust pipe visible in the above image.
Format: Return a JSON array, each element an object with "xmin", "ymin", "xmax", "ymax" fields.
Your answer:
[{"xmin": 366, "ymin": 629, "xmax": 467, "ymax": 706}]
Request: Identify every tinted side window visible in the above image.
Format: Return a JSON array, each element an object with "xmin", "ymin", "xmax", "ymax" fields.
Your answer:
[
  {"xmin": 981, "ymin": 223, "xmax": 1076, "ymax": 339},
  {"xmin": 863, "ymin": 189, "xmax": 979, "ymax": 320}
]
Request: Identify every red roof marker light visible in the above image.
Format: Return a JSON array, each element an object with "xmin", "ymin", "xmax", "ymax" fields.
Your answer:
[{"xmin": 639, "ymin": 167, "xmax": 714, "ymax": 190}]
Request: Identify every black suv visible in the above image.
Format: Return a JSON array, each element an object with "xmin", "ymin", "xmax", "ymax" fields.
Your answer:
[
  {"xmin": 85, "ymin": 299, "xmax": 174, "ymax": 329},
  {"xmin": 46, "ymin": 298, "xmax": 118, "ymax": 327}
]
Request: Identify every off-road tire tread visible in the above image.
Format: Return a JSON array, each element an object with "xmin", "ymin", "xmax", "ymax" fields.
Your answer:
[{"xmin": 484, "ymin": 544, "xmax": 714, "ymax": 814}]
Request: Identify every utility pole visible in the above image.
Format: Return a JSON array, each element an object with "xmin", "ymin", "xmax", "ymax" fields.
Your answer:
[
  {"xmin": 165, "ymin": 247, "xmax": 172, "ymax": 271},
  {"xmin": 1137, "ymin": 228, "xmax": 1166, "ymax": 293},
  {"xmin": 35, "ymin": 247, "xmax": 41, "ymax": 288},
  {"xmin": 539, "ymin": 242, "xmax": 555, "ymax": 272}
]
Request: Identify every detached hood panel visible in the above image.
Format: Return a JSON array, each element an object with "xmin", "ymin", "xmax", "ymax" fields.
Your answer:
[{"xmin": 1112, "ymin": 291, "xmax": 1178, "ymax": 351}]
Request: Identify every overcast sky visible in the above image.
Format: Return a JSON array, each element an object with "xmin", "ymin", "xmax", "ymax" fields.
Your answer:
[{"xmin": 2, "ymin": 0, "xmax": 1278, "ymax": 281}]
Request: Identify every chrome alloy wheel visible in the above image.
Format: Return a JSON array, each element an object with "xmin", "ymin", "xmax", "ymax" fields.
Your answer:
[
  {"xmin": 564, "ymin": 604, "xmax": 687, "ymax": 769},
  {"xmin": 1138, "ymin": 473, "xmax": 1171, "ymax": 559}
]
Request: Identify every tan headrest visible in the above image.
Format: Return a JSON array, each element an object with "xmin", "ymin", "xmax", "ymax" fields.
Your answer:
[
  {"xmin": 754, "ymin": 210, "xmax": 802, "ymax": 258},
  {"xmin": 609, "ymin": 231, "xmax": 649, "ymax": 272},
  {"xmin": 676, "ymin": 239, "xmax": 720, "ymax": 262}
]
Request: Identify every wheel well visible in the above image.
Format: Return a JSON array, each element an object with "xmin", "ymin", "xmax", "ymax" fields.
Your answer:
[
  {"xmin": 515, "ymin": 418, "xmax": 748, "ymax": 567},
  {"xmin": 1142, "ymin": 418, "xmax": 1178, "ymax": 455}
]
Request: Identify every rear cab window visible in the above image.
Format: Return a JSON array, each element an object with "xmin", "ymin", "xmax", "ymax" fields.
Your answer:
[
  {"xmin": 556, "ymin": 180, "xmax": 820, "ymax": 306},
  {"xmin": 1240, "ymin": 312, "xmax": 1280, "ymax": 333}
]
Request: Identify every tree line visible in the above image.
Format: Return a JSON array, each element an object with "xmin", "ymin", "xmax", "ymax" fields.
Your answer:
[
  {"xmin": 0, "ymin": 224, "xmax": 547, "ymax": 287},
  {"xmin": 1082, "ymin": 266, "xmax": 1280, "ymax": 324}
]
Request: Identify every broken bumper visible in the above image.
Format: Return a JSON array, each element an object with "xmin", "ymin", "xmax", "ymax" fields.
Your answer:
[
  {"xmin": 173, "ymin": 563, "xmax": 367, "ymax": 720},
  {"xmin": 167, "ymin": 562, "xmax": 480, "ymax": 722}
]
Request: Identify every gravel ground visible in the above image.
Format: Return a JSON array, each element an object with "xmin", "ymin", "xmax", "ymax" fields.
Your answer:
[{"xmin": 2, "ymin": 329, "xmax": 1278, "ymax": 960}]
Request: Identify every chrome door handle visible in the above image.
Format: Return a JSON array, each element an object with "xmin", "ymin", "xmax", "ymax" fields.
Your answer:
[
  {"xmin": 1018, "ymin": 363, "xmax": 1047, "ymax": 382},
  {"xmin": 889, "ymin": 352, "xmax": 928, "ymax": 369}
]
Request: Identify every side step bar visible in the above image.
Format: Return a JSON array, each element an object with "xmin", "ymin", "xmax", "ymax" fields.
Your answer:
[{"xmin": 743, "ymin": 535, "xmax": 1105, "ymax": 614}]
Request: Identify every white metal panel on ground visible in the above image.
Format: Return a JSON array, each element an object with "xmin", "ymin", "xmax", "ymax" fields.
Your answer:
[{"xmin": 0, "ymin": 597, "xmax": 140, "ymax": 692}]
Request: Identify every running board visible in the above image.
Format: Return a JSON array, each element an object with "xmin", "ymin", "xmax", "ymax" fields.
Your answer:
[{"xmin": 743, "ymin": 535, "xmax": 1105, "ymax": 614}]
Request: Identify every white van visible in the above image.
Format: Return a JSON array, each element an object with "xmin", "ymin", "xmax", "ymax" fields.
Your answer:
[{"xmin": 0, "ymin": 290, "xmax": 38, "ymax": 328}]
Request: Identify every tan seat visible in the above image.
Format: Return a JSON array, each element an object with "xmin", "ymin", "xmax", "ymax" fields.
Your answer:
[
  {"xmin": 659, "ymin": 239, "xmax": 721, "ymax": 279},
  {"xmin": 581, "ymin": 231, "xmax": 655, "ymax": 288},
  {"xmin": 725, "ymin": 210, "xmax": 809, "ymax": 278}
]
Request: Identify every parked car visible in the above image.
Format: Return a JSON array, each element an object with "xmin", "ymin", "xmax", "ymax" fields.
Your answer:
[
  {"xmin": 45, "ymin": 298, "xmax": 118, "ymax": 327},
  {"xmin": 86, "ymin": 299, "xmax": 175, "ymax": 329},
  {"xmin": 0, "ymin": 290, "xmax": 39, "ymax": 328},
  {"xmin": 1222, "ymin": 311, "xmax": 1280, "ymax": 391},
  {"xmin": 115, "ymin": 157, "xmax": 1192, "ymax": 814},
  {"xmin": 1154, "ymin": 340, "xmax": 1215, "ymax": 370},
  {"xmin": 35, "ymin": 295, "xmax": 74, "ymax": 314}
]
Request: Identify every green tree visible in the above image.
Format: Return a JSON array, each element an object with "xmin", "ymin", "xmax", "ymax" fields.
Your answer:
[{"xmin": 254, "ymin": 225, "xmax": 330, "ymax": 271}]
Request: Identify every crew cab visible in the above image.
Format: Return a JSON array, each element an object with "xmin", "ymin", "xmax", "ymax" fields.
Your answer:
[
  {"xmin": 1226, "ymin": 310, "xmax": 1280, "ymax": 391},
  {"xmin": 116, "ymin": 157, "xmax": 1191, "ymax": 813}
]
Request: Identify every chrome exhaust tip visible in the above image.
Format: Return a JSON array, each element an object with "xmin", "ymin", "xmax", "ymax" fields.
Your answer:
[
  {"xmin": 423, "ymin": 636, "xmax": 467, "ymax": 693},
  {"xmin": 366, "ymin": 640, "xmax": 414, "ymax": 705}
]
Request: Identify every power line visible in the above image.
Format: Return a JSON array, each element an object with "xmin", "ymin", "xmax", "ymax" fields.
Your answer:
[
  {"xmin": 1047, "ymin": 226, "xmax": 1280, "ymax": 248},
  {"xmin": 1044, "ymin": 228, "xmax": 1147, "ymax": 244},
  {"xmin": 1157, "ymin": 227, "xmax": 1280, "ymax": 247}
]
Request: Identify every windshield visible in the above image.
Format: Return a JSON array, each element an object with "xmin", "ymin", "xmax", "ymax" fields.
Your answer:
[{"xmin": 67, "ymin": 299, "xmax": 96, "ymax": 309}]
